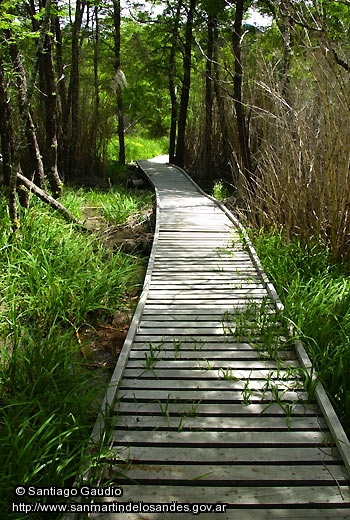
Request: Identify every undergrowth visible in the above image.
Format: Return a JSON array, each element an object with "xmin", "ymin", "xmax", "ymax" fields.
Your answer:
[
  {"xmin": 0, "ymin": 187, "xmax": 149, "ymax": 518},
  {"xmin": 250, "ymin": 228, "xmax": 350, "ymax": 436}
]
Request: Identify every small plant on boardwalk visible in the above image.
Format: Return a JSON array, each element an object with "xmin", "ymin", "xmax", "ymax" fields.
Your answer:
[
  {"xmin": 218, "ymin": 367, "xmax": 240, "ymax": 382},
  {"xmin": 222, "ymin": 299, "xmax": 288, "ymax": 359},
  {"xmin": 158, "ymin": 395, "xmax": 171, "ymax": 418},
  {"xmin": 182, "ymin": 400, "xmax": 202, "ymax": 418},
  {"xmin": 139, "ymin": 342, "xmax": 164, "ymax": 377},
  {"xmin": 191, "ymin": 338, "xmax": 205, "ymax": 351},
  {"xmin": 199, "ymin": 358, "xmax": 215, "ymax": 371},
  {"xmin": 173, "ymin": 338, "xmax": 183, "ymax": 360},
  {"xmin": 242, "ymin": 371, "xmax": 254, "ymax": 405}
]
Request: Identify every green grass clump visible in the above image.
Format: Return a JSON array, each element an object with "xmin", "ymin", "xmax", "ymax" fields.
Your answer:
[
  {"xmin": 212, "ymin": 181, "xmax": 229, "ymax": 201},
  {"xmin": 61, "ymin": 186, "xmax": 154, "ymax": 226},
  {"xmin": 251, "ymin": 228, "xmax": 350, "ymax": 435},
  {"xmin": 0, "ymin": 189, "xmax": 147, "ymax": 517},
  {"xmin": 108, "ymin": 135, "xmax": 169, "ymax": 165}
]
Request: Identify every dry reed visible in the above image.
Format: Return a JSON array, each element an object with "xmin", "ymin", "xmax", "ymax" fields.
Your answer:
[{"xmin": 241, "ymin": 49, "xmax": 350, "ymax": 261}]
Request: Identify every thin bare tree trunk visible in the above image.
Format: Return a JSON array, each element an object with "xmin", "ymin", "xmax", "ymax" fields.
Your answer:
[
  {"xmin": 213, "ymin": 21, "xmax": 233, "ymax": 173},
  {"xmin": 64, "ymin": 0, "xmax": 85, "ymax": 180},
  {"xmin": 42, "ymin": 23, "xmax": 62, "ymax": 197},
  {"xmin": 168, "ymin": 1, "xmax": 182, "ymax": 163},
  {"xmin": 113, "ymin": 0, "xmax": 126, "ymax": 165},
  {"xmin": 175, "ymin": 0, "xmax": 196, "ymax": 168},
  {"xmin": 8, "ymin": 0, "xmax": 53, "ymax": 230},
  {"xmin": 232, "ymin": 0, "xmax": 253, "ymax": 189},
  {"xmin": 90, "ymin": 5, "xmax": 100, "ymax": 164},
  {"xmin": 5, "ymin": 29, "xmax": 46, "ymax": 192},
  {"xmin": 202, "ymin": 13, "xmax": 215, "ymax": 180},
  {"xmin": 0, "ymin": 53, "xmax": 14, "ymax": 188}
]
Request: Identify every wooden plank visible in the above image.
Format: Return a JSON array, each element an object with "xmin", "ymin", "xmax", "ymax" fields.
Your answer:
[
  {"xmin": 126, "ymin": 359, "xmax": 298, "ymax": 369},
  {"xmin": 138, "ymin": 314, "xmax": 261, "ymax": 323},
  {"xmin": 132, "ymin": 335, "xmax": 266, "ymax": 344},
  {"xmin": 89, "ymin": 485, "xmax": 350, "ymax": 505},
  {"xmin": 112, "ymin": 430, "xmax": 331, "ymax": 446},
  {"xmin": 128, "ymin": 350, "xmax": 296, "ymax": 360},
  {"xmin": 109, "ymin": 444, "xmax": 340, "ymax": 464},
  {"xmin": 141, "ymin": 304, "xmax": 266, "ymax": 311},
  {"xmin": 89, "ymin": 509, "xmax": 350, "ymax": 520},
  {"xmin": 106, "ymin": 462, "xmax": 348, "ymax": 484},
  {"xmin": 116, "ymin": 389, "xmax": 310, "ymax": 402},
  {"xmin": 147, "ymin": 289, "xmax": 267, "ymax": 297},
  {"xmin": 115, "ymin": 415, "xmax": 326, "ymax": 431},
  {"xmin": 119, "ymin": 378, "xmax": 302, "ymax": 392},
  {"xmin": 115, "ymin": 402, "xmax": 319, "ymax": 416},
  {"xmin": 131, "ymin": 340, "xmax": 257, "ymax": 349}
]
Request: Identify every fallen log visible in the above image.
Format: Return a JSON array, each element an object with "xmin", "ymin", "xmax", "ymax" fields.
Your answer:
[{"xmin": 17, "ymin": 172, "xmax": 87, "ymax": 230}]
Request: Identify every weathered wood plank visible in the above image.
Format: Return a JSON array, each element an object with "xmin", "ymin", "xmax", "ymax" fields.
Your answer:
[
  {"xmin": 126, "ymin": 358, "xmax": 298, "ymax": 368},
  {"xmin": 88, "ymin": 485, "xmax": 350, "ymax": 505},
  {"xmin": 131, "ymin": 335, "xmax": 277, "ymax": 346},
  {"xmin": 109, "ymin": 444, "xmax": 340, "ymax": 464},
  {"xmin": 90, "ymin": 509, "xmax": 350, "ymax": 520},
  {"xmin": 116, "ymin": 389, "xmax": 310, "ymax": 402},
  {"xmin": 112, "ymin": 430, "xmax": 331, "ymax": 446},
  {"xmin": 128, "ymin": 349, "xmax": 296, "ymax": 360},
  {"xmin": 131, "ymin": 340, "xmax": 258, "ymax": 349},
  {"xmin": 106, "ymin": 462, "xmax": 348, "ymax": 483},
  {"xmin": 115, "ymin": 402, "xmax": 319, "ymax": 416},
  {"xmin": 115, "ymin": 415, "xmax": 326, "ymax": 432},
  {"xmin": 119, "ymin": 379, "xmax": 302, "ymax": 393}
]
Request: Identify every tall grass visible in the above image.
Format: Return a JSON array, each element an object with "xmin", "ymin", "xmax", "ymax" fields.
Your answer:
[
  {"xmin": 251, "ymin": 229, "xmax": 350, "ymax": 436},
  {"xmin": 0, "ymin": 188, "xmax": 148, "ymax": 517},
  {"xmin": 243, "ymin": 49, "xmax": 350, "ymax": 262}
]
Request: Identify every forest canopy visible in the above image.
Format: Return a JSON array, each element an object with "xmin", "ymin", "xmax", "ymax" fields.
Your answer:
[{"xmin": 0, "ymin": 0, "xmax": 349, "ymax": 259}]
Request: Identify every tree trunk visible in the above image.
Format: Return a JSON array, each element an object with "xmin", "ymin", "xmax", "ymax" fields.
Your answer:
[
  {"xmin": 168, "ymin": 5, "xmax": 181, "ymax": 163},
  {"xmin": 42, "ymin": 25, "xmax": 62, "ymax": 197},
  {"xmin": 55, "ymin": 6, "xmax": 68, "ymax": 178},
  {"xmin": 213, "ymin": 20, "xmax": 233, "ymax": 175},
  {"xmin": 175, "ymin": 0, "xmax": 196, "ymax": 168},
  {"xmin": 113, "ymin": 0, "xmax": 126, "ymax": 165},
  {"xmin": 91, "ymin": 5, "xmax": 100, "ymax": 165},
  {"xmin": 168, "ymin": 1, "xmax": 182, "ymax": 164},
  {"xmin": 65, "ymin": 0, "xmax": 85, "ymax": 180},
  {"xmin": 0, "ymin": 53, "xmax": 14, "ymax": 188},
  {"xmin": 5, "ymin": 29, "xmax": 46, "ymax": 191},
  {"xmin": 7, "ymin": 0, "xmax": 52, "ymax": 230},
  {"xmin": 201, "ymin": 13, "xmax": 215, "ymax": 180},
  {"xmin": 232, "ymin": 0, "xmax": 253, "ymax": 188}
]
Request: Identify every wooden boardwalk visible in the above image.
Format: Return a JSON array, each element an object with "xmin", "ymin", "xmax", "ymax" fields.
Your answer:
[{"xmin": 87, "ymin": 159, "xmax": 350, "ymax": 519}]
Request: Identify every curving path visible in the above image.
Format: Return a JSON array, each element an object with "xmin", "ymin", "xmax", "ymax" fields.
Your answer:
[{"xmin": 86, "ymin": 159, "xmax": 350, "ymax": 519}]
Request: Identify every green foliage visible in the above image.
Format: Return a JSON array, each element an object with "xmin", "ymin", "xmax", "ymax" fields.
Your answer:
[
  {"xmin": 250, "ymin": 228, "xmax": 350, "ymax": 435},
  {"xmin": 0, "ymin": 186, "xmax": 149, "ymax": 517},
  {"xmin": 212, "ymin": 181, "xmax": 229, "ymax": 201},
  {"xmin": 108, "ymin": 136, "xmax": 169, "ymax": 164}
]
